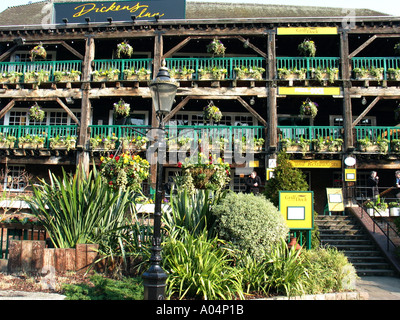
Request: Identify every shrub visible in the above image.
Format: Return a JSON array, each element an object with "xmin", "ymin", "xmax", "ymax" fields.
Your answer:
[
  {"xmin": 162, "ymin": 228, "xmax": 244, "ymax": 300},
  {"xmin": 264, "ymin": 151, "xmax": 309, "ymax": 206},
  {"xmin": 300, "ymin": 246, "xmax": 358, "ymax": 294},
  {"xmin": 212, "ymin": 192, "xmax": 289, "ymax": 261}
]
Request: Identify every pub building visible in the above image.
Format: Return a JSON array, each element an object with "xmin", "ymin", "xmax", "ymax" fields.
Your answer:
[{"xmin": 0, "ymin": 0, "xmax": 399, "ymax": 216}]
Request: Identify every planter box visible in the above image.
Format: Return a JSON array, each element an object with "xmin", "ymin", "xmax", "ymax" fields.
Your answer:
[
  {"xmin": 124, "ymin": 74, "xmax": 151, "ymax": 81},
  {"xmin": 24, "ymin": 75, "xmax": 50, "ymax": 83},
  {"xmin": 92, "ymin": 74, "xmax": 119, "ymax": 82},
  {"xmin": 18, "ymin": 142, "xmax": 44, "ymax": 149},
  {"xmin": 313, "ymin": 144, "xmax": 343, "ymax": 152},
  {"xmin": 367, "ymin": 208, "xmax": 389, "ymax": 217},
  {"xmin": 0, "ymin": 76, "xmax": 21, "ymax": 84},
  {"xmin": 235, "ymin": 72, "xmax": 263, "ymax": 80},
  {"xmin": 390, "ymin": 207, "xmax": 400, "ymax": 216},
  {"xmin": 50, "ymin": 142, "xmax": 76, "ymax": 151},
  {"xmin": 198, "ymin": 72, "xmax": 226, "ymax": 80},
  {"xmin": 171, "ymin": 74, "xmax": 193, "ymax": 81},
  {"xmin": 388, "ymin": 73, "xmax": 400, "ymax": 81},
  {"xmin": 282, "ymin": 144, "xmax": 310, "ymax": 153},
  {"xmin": 391, "ymin": 142, "xmax": 400, "ymax": 152},
  {"xmin": 0, "ymin": 142, "xmax": 13, "ymax": 148},
  {"xmin": 55, "ymin": 75, "xmax": 81, "ymax": 82},
  {"xmin": 354, "ymin": 72, "xmax": 383, "ymax": 81},
  {"xmin": 311, "ymin": 72, "xmax": 339, "ymax": 82},
  {"xmin": 91, "ymin": 142, "xmax": 116, "ymax": 150},
  {"xmin": 278, "ymin": 73, "xmax": 306, "ymax": 80},
  {"xmin": 358, "ymin": 144, "xmax": 381, "ymax": 153}
]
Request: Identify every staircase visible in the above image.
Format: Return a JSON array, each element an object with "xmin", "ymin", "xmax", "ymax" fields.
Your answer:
[{"xmin": 315, "ymin": 214, "xmax": 396, "ymax": 276}]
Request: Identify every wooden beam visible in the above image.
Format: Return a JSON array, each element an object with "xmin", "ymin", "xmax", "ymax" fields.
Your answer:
[
  {"xmin": 162, "ymin": 36, "xmax": 192, "ymax": 59},
  {"xmin": 56, "ymin": 98, "xmax": 80, "ymax": 125},
  {"xmin": 237, "ymin": 35, "xmax": 267, "ymax": 58},
  {"xmin": 236, "ymin": 96, "xmax": 267, "ymax": 126},
  {"xmin": 61, "ymin": 41, "xmax": 84, "ymax": 60},
  {"xmin": 0, "ymin": 99, "xmax": 15, "ymax": 119},
  {"xmin": 349, "ymin": 35, "xmax": 377, "ymax": 59},
  {"xmin": 352, "ymin": 96, "xmax": 381, "ymax": 128},
  {"xmin": 0, "ymin": 45, "xmax": 18, "ymax": 62}
]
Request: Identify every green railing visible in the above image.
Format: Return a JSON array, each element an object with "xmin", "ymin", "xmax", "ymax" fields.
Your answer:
[
  {"xmin": 0, "ymin": 125, "xmax": 78, "ymax": 148},
  {"xmin": 0, "ymin": 60, "xmax": 82, "ymax": 82},
  {"xmin": 278, "ymin": 126, "xmax": 343, "ymax": 140},
  {"xmin": 165, "ymin": 57, "xmax": 266, "ymax": 80},
  {"xmin": 92, "ymin": 58, "xmax": 153, "ymax": 80},
  {"xmin": 89, "ymin": 125, "xmax": 265, "ymax": 149},
  {"xmin": 351, "ymin": 57, "xmax": 400, "ymax": 80},
  {"xmin": 276, "ymin": 57, "xmax": 340, "ymax": 79},
  {"xmin": 355, "ymin": 126, "xmax": 400, "ymax": 152}
]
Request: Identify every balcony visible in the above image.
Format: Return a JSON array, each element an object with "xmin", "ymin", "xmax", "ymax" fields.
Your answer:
[{"xmin": 351, "ymin": 57, "xmax": 400, "ymax": 81}]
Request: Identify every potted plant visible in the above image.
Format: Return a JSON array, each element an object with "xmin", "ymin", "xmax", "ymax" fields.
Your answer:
[
  {"xmin": 0, "ymin": 133, "xmax": 16, "ymax": 148},
  {"xmin": 277, "ymin": 67, "xmax": 307, "ymax": 80},
  {"xmin": 18, "ymin": 134, "xmax": 45, "ymax": 149},
  {"xmin": 391, "ymin": 139, "xmax": 400, "ymax": 152},
  {"xmin": 353, "ymin": 67, "xmax": 384, "ymax": 81},
  {"xmin": 90, "ymin": 134, "xmax": 118, "ymax": 150},
  {"xmin": 312, "ymin": 137, "xmax": 343, "ymax": 152},
  {"xmin": 198, "ymin": 66, "xmax": 227, "ymax": 80},
  {"xmin": 123, "ymin": 67, "xmax": 151, "ymax": 81},
  {"xmin": 92, "ymin": 68, "xmax": 120, "ymax": 81},
  {"xmin": 28, "ymin": 103, "xmax": 45, "ymax": 122},
  {"xmin": 24, "ymin": 70, "xmax": 50, "ymax": 84},
  {"xmin": 54, "ymin": 70, "xmax": 81, "ymax": 82},
  {"xmin": 100, "ymin": 152, "xmax": 150, "ymax": 191},
  {"xmin": 0, "ymin": 71, "xmax": 23, "ymax": 84},
  {"xmin": 178, "ymin": 152, "xmax": 230, "ymax": 192},
  {"xmin": 30, "ymin": 43, "xmax": 47, "ymax": 61},
  {"xmin": 298, "ymin": 39, "xmax": 316, "ymax": 57},
  {"xmin": 300, "ymin": 99, "xmax": 318, "ymax": 119},
  {"xmin": 121, "ymin": 135, "xmax": 148, "ymax": 152},
  {"xmin": 49, "ymin": 135, "xmax": 77, "ymax": 151},
  {"xmin": 233, "ymin": 66, "xmax": 265, "ymax": 80},
  {"xmin": 365, "ymin": 197, "xmax": 389, "ymax": 217},
  {"xmin": 116, "ymin": 41, "xmax": 133, "ymax": 58},
  {"xmin": 203, "ymin": 102, "xmax": 222, "ymax": 123},
  {"xmin": 167, "ymin": 137, "xmax": 178, "ymax": 150},
  {"xmin": 280, "ymin": 137, "xmax": 311, "ymax": 155},
  {"xmin": 388, "ymin": 201, "xmax": 400, "ymax": 217},
  {"xmin": 254, "ymin": 137, "xmax": 265, "ymax": 151},
  {"xmin": 387, "ymin": 68, "xmax": 400, "ymax": 81},
  {"xmin": 206, "ymin": 38, "xmax": 226, "ymax": 57},
  {"xmin": 311, "ymin": 67, "xmax": 339, "ymax": 84},
  {"xmin": 168, "ymin": 67, "xmax": 195, "ymax": 80},
  {"xmin": 113, "ymin": 99, "xmax": 130, "ymax": 118}
]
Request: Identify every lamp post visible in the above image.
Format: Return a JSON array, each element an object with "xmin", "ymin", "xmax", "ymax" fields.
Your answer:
[{"xmin": 142, "ymin": 65, "xmax": 178, "ymax": 300}]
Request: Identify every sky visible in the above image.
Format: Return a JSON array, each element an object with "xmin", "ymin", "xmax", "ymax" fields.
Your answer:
[{"xmin": 0, "ymin": 0, "xmax": 399, "ymax": 16}]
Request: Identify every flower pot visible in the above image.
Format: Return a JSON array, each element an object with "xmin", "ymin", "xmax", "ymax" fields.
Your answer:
[
  {"xmin": 199, "ymin": 72, "xmax": 225, "ymax": 80},
  {"xmin": 354, "ymin": 72, "xmax": 383, "ymax": 81},
  {"xmin": 311, "ymin": 72, "xmax": 339, "ymax": 82},
  {"xmin": 358, "ymin": 144, "xmax": 381, "ymax": 153},
  {"xmin": 278, "ymin": 73, "xmax": 306, "ymax": 80},
  {"xmin": 24, "ymin": 75, "xmax": 50, "ymax": 83},
  {"xmin": 0, "ymin": 76, "xmax": 21, "ymax": 84},
  {"xmin": 235, "ymin": 72, "xmax": 263, "ymax": 80},
  {"xmin": 388, "ymin": 73, "xmax": 400, "ymax": 81},
  {"xmin": 124, "ymin": 74, "xmax": 151, "ymax": 81},
  {"xmin": 283, "ymin": 144, "xmax": 310, "ymax": 153},
  {"xmin": 0, "ymin": 142, "xmax": 11, "ymax": 148},
  {"xmin": 18, "ymin": 142, "xmax": 44, "ymax": 149},
  {"xmin": 391, "ymin": 142, "xmax": 400, "ymax": 153},
  {"xmin": 93, "ymin": 74, "xmax": 119, "ymax": 82},
  {"xmin": 390, "ymin": 207, "xmax": 400, "ymax": 217},
  {"xmin": 171, "ymin": 74, "xmax": 193, "ymax": 81},
  {"xmin": 91, "ymin": 142, "xmax": 116, "ymax": 150},
  {"xmin": 56, "ymin": 75, "xmax": 81, "ymax": 82},
  {"xmin": 367, "ymin": 208, "xmax": 389, "ymax": 217},
  {"xmin": 188, "ymin": 167, "xmax": 216, "ymax": 189}
]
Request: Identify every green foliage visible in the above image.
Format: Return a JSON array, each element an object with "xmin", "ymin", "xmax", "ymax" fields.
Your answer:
[
  {"xmin": 163, "ymin": 188, "xmax": 226, "ymax": 238},
  {"xmin": 212, "ymin": 192, "xmax": 289, "ymax": 261},
  {"xmin": 264, "ymin": 151, "xmax": 309, "ymax": 206},
  {"xmin": 25, "ymin": 166, "xmax": 135, "ymax": 249},
  {"xmin": 300, "ymin": 246, "xmax": 358, "ymax": 294},
  {"xmin": 62, "ymin": 274, "xmax": 143, "ymax": 300},
  {"xmin": 162, "ymin": 228, "xmax": 244, "ymax": 300}
]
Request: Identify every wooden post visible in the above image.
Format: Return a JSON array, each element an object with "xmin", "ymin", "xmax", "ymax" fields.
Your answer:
[
  {"xmin": 77, "ymin": 36, "xmax": 95, "ymax": 176},
  {"xmin": 267, "ymin": 30, "xmax": 277, "ymax": 158},
  {"xmin": 341, "ymin": 31, "xmax": 353, "ymax": 151}
]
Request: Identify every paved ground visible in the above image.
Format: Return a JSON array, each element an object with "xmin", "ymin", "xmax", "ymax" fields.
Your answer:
[{"xmin": 356, "ymin": 276, "xmax": 400, "ymax": 300}]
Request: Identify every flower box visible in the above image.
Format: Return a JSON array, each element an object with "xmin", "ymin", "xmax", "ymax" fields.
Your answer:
[
  {"xmin": 24, "ymin": 75, "xmax": 50, "ymax": 83},
  {"xmin": 388, "ymin": 73, "xmax": 400, "ymax": 81},
  {"xmin": 278, "ymin": 73, "xmax": 306, "ymax": 80},
  {"xmin": 124, "ymin": 74, "xmax": 151, "ymax": 81},
  {"xmin": 50, "ymin": 141, "xmax": 76, "ymax": 150},
  {"xmin": 92, "ymin": 142, "xmax": 116, "ymax": 150},
  {"xmin": 389, "ymin": 207, "xmax": 400, "ymax": 217},
  {"xmin": 171, "ymin": 74, "xmax": 193, "ymax": 81},
  {"xmin": 358, "ymin": 144, "xmax": 381, "ymax": 153},
  {"xmin": 199, "ymin": 72, "xmax": 226, "ymax": 80},
  {"xmin": 56, "ymin": 75, "xmax": 81, "ymax": 82},
  {"xmin": 93, "ymin": 74, "xmax": 119, "ymax": 82},
  {"xmin": 18, "ymin": 142, "xmax": 44, "ymax": 149},
  {"xmin": 284, "ymin": 145, "xmax": 310, "ymax": 153},
  {"xmin": 367, "ymin": 208, "xmax": 389, "ymax": 217},
  {"xmin": 0, "ymin": 76, "xmax": 21, "ymax": 84},
  {"xmin": 311, "ymin": 71, "xmax": 339, "ymax": 83},
  {"xmin": 313, "ymin": 143, "xmax": 342, "ymax": 152}
]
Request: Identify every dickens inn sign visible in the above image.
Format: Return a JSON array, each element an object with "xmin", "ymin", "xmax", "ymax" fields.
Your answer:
[{"xmin": 54, "ymin": 0, "xmax": 186, "ymax": 24}]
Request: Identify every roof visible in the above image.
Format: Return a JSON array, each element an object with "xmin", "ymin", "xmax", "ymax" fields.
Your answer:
[{"xmin": 0, "ymin": 0, "xmax": 389, "ymax": 26}]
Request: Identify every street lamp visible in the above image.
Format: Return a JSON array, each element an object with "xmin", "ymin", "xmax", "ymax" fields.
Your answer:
[{"xmin": 142, "ymin": 64, "xmax": 178, "ymax": 300}]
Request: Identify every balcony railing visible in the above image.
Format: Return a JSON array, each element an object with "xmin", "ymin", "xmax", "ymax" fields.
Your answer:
[
  {"xmin": 276, "ymin": 57, "xmax": 341, "ymax": 79},
  {"xmin": 0, "ymin": 60, "xmax": 82, "ymax": 82},
  {"xmin": 92, "ymin": 58, "xmax": 153, "ymax": 81},
  {"xmin": 165, "ymin": 57, "xmax": 266, "ymax": 80}
]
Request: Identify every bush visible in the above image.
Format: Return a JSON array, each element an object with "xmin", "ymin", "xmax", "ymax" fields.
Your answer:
[
  {"xmin": 212, "ymin": 192, "xmax": 289, "ymax": 261},
  {"xmin": 301, "ymin": 246, "xmax": 358, "ymax": 294},
  {"xmin": 162, "ymin": 228, "xmax": 244, "ymax": 300}
]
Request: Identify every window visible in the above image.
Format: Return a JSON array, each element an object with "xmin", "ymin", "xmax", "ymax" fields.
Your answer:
[
  {"xmin": 329, "ymin": 115, "xmax": 376, "ymax": 126},
  {"xmin": 3, "ymin": 166, "xmax": 27, "ymax": 192},
  {"xmin": 4, "ymin": 109, "xmax": 80, "ymax": 126},
  {"xmin": 168, "ymin": 112, "xmax": 257, "ymax": 127}
]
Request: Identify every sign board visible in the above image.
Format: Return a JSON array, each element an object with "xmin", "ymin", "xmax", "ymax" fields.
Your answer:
[
  {"xmin": 278, "ymin": 87, "xmax": 341, "ymax": 96},
  {"xmin": 54, "ymin": 0, "xmax": 186, "ymax": 24},
  {"xmin": 345, "ymin": 169, "xmax": 357, "ymax": 181},
  {"xmin": 289, "ymin": 160, "xmax": 341, "ymax": 169},
  {"xmin": 326, "ymin": 188, "xmax": 344, "ymax": 212},
  {"xmin": 279, "ymin": 191, "xmax": 314, "ymax": 230},
  {"xmin": 266, "ymin": 168, "xmax": 274, "ymax": 180},
  {"xmin": 277, "ymin": 27, "xmax": 338, "ymax": 35}
]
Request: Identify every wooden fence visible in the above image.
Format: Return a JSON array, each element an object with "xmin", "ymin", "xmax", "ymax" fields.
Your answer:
[{"xmin": 7, "ymin": 240, "xmax": 99, "ymax": 273}]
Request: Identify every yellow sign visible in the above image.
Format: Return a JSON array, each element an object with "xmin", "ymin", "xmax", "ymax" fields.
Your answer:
[
  {"xmin": 290, "ymin": 160, "xmax": 341, "ymax": 169},
  {"xmin": 266, "ymin": 168, "xmax": 274, "ymax": 180},
  {"xmin": 249, "ymin": 160, "xmax": 259, "ymax": 168},
  {"xmin": 277, "ymin": 27, "xmax": 338, "ymax": 35},
  {"xmin": 278, "ymin": 87, "xmax": 341, "ymax": 96},
  {"xmin": 326, "ymin": 188, "xmax": 344, "ymax": 212},
  {"xmin": 345, "ymin": 169, "xmax": 357, "ymax": 181},
  {"xmin": 279, "ymin": 191, "xmax": 314, "ymax": 229}
]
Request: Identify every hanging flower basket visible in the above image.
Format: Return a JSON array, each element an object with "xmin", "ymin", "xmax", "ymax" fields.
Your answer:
[
  {"xmin": 116, "ymin": 41, "xmax": 133, "ymax": 58},
  {"xmin": 100, "ymin": 152, "xmax": 150, "ymax": 191},
  {"xmin": 28, "ymin": 103, "xmax": 45, "ymax": 122},
  {"xmin": 300, "ymin": 99, "xmax": 318, "ymax": 119},
  {"xmin": 203, "ymin": 102, "xmax": 222, "ymax": 123},
  {"xmin": 206, "ymin": 38, "xmax": 226, "ymax": 57},
  {"xmin": 298, "ymin": 39, "xmax": 316, "ymax": 57},
  {"xmin": 113, "ymin": 99, "xmax": 130, "ymax": 118},
  {"xmin": 178, "ymin": 153, "xmax": 230, "ymax": 191},
  {"xmin": 30, "ymin": 43, "xmax": 47, "ymax": 61}
]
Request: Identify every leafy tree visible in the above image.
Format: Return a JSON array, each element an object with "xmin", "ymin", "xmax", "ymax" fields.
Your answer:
[{"xmin": 264, "ymin": 151, "xmax": 309, "ymax": 206}]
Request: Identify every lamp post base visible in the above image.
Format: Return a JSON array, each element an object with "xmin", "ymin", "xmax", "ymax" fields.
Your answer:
[{"xmin": 142, "ymin": 264, "xmax": 168, "ymax": 300}]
